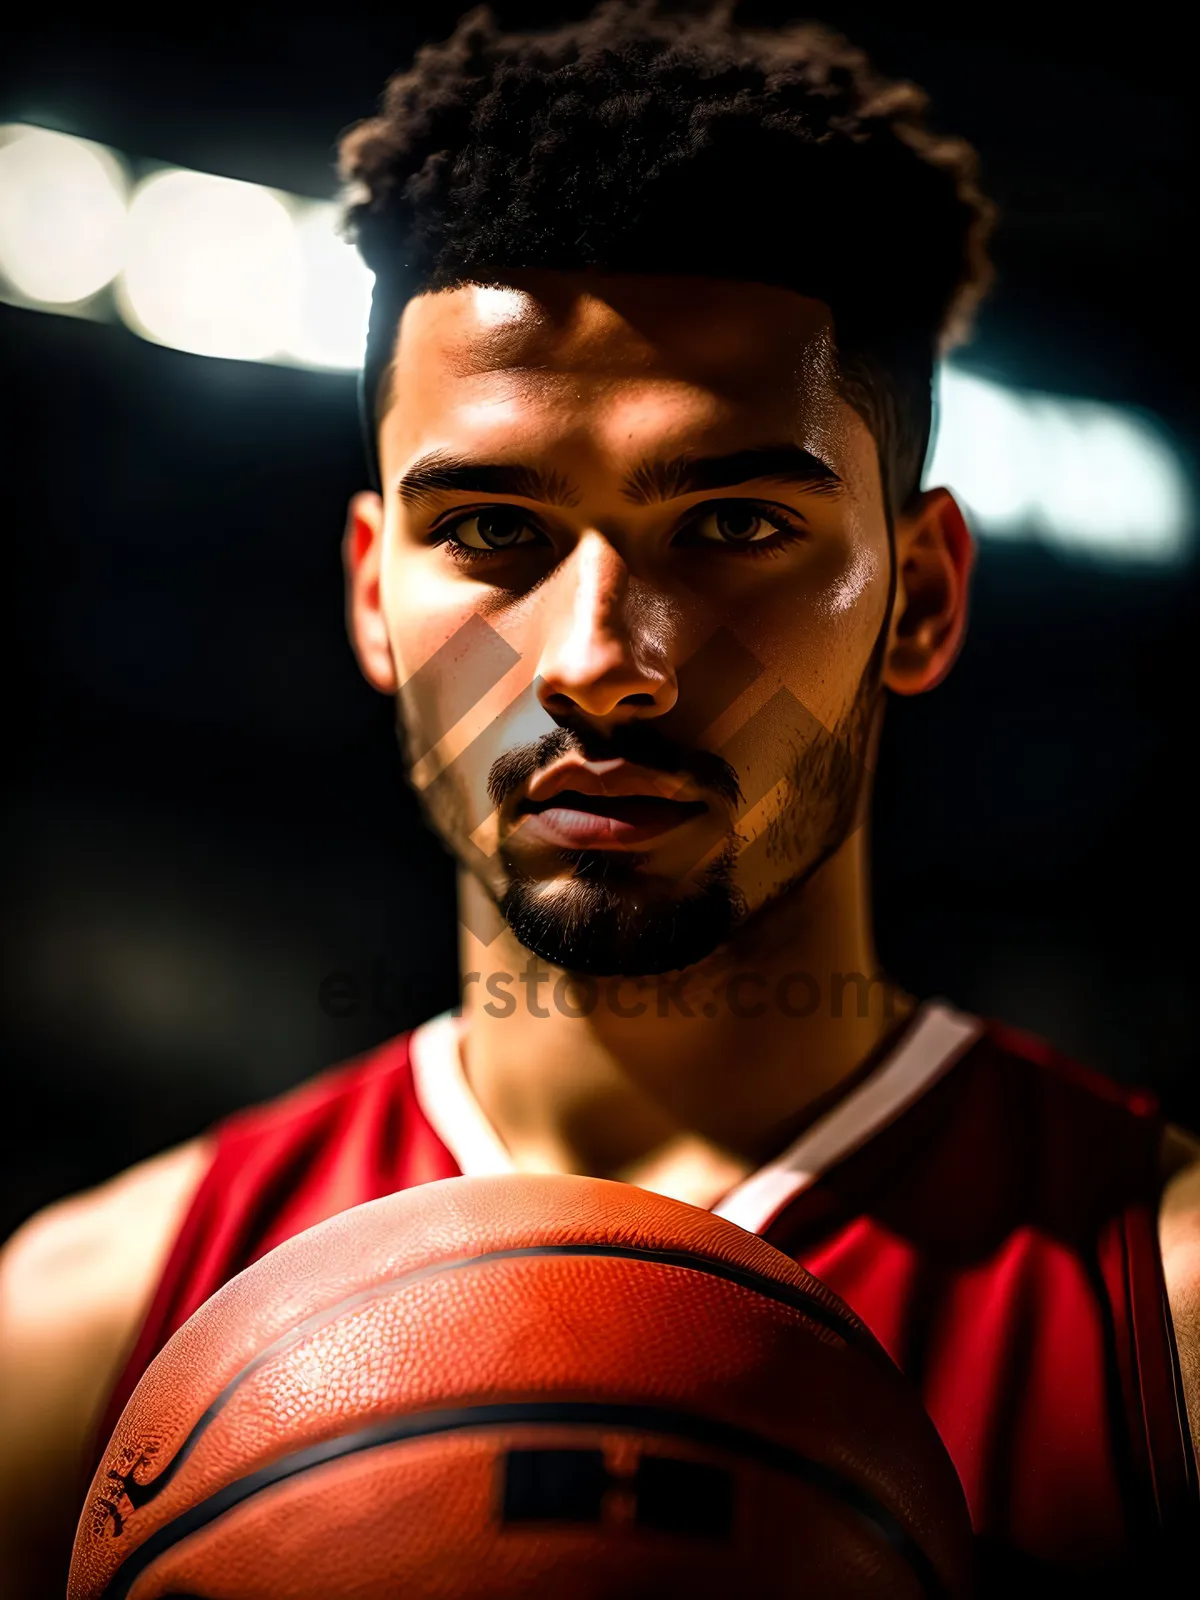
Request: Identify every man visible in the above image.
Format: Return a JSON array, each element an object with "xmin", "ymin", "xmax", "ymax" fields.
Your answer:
[{"xmin": 2, "ymin": 2, "xmax": 1197, "ymax": 1592}]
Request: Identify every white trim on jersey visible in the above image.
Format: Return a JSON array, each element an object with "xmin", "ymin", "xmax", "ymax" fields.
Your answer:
[
  {"xmin": 709, "ymin": 1001, "xmax": 983, "ymax": 1233},
  {"xmin": 408, "ymin": 999, "xmax": 984, "ymax": 1236},
  {"xmin": 409, "ymin": 1009, "xmax": 515, "ymax": 1178}
]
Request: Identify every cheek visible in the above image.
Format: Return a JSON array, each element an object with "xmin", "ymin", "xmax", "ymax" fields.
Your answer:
[
  {"xmin": 380, "ymin": 530, "xmax": 498, "ymax": 752},
  {"xmin": 731, "ymin": 530, "xmax": 888, "ymax": 730},
  {"xmin": 380, "ymin": 528, "xmax": 545, "ymax": 793}
]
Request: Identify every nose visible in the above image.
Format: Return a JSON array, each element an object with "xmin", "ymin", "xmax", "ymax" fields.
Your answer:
[{"xmin": 535, "ymin": 531, "xmax": 678, "ymax": 727}]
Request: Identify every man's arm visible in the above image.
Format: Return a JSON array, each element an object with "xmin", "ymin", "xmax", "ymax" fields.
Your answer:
[
  {"xmin": 0, "ymin": 1139, "xmax": 210, "ymax": 1599},
  {"xmin": 1160, "ymin": 1123, "xmax": 1200, "ymax": 1462}
]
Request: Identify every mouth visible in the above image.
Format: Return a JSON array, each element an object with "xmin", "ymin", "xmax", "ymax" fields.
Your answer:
[{"xmin": 515, "ymin": 789, "xmax": 709, "ymax": 848}]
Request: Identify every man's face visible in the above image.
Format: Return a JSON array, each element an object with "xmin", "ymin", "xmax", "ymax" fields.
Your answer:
[{"xmin": 355, "ymin": 273, "xmax": 908, "ymax": 976}]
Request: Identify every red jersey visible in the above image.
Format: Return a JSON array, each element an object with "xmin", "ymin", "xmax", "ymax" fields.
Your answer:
[{"xmin": 98, "ymin": 1000, "xmax": 1197, "ymax": 1585}]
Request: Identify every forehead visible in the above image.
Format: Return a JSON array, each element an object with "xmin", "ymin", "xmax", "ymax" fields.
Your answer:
[{"xmin": 380, "ymin": 272, "xmax": 872, "ymax": 484}]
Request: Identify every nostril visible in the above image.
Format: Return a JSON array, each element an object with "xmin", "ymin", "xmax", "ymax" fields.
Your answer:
[{"xmin": 537, "ymin": 672, "xmax": 677, "ymax": 721}]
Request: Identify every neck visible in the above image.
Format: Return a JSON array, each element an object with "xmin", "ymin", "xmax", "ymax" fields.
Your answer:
[{"xmin": 453, "ymin": 827, "xmax": 913, "ymax": 1206}]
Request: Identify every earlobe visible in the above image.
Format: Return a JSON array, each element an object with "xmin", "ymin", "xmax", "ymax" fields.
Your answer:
[
  {"xmin": 882, "ymin": 487, "xmax": 974, "ymax": 697},
  {"xmin": 342, "ymin": 490, "xmax": 397, "ymax": 695}
]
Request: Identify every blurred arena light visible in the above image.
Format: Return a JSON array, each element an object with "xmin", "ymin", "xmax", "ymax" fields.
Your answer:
[
  {"xmin": 118, "ymin": 168, "xmax": 304, "ymax": 361},
  {"xmin": 0, "ymin": 124, "xmax": 128, "ymax": 304},
  {"xmin": 0, "ymin": 124, "xmax": 373, "ymax": 367},
  {"xmin": 285, "ymin": 199, "xmax": 374, "ymax": 369},
  {"xmin": 0, "ymin": 122, "xmax": 1192, "ymax": 563},
  {"xmin": 925, "ymin": 367, "xmax": 1191, "ymax": 564}
]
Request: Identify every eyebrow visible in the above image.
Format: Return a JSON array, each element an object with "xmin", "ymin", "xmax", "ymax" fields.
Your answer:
[
  {"xmin": 621, "ymin": 445, "xmax": 845, "ymax": 504},
  {"xmin": 395, "ymin": 442, "xmax": 844, "ymax": 511},
  {"xmin": 397, "ymin": 452, "xmax": 580, "ymax": 509}
]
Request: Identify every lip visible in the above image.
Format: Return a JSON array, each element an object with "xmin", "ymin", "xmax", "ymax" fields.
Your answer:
[
  {"xmin": 515, "ymin": 791, "xmax": 709, "ymax": 848},
  {"xmin": 525, "ymin": 758, "xmax": 704, "ymax": 807}
]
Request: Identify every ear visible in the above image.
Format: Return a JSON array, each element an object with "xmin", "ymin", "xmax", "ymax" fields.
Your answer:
[
  {"xmin": 342, "ymin": 489, "xmax": 397, "ymax": 694},
  {"xmin": 882, "ymin": 486, "xmax": 974, "ymax": 696}
]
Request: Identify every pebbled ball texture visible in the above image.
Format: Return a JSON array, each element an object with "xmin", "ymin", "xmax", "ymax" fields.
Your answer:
[{"xmin": 70, "ymin": 1173, "xmax": 975, "ymax": 1599}]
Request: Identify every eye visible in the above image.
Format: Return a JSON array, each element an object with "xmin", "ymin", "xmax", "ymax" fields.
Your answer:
[
  {"xmin": 440, "ymin": 507, "xmax": 542, "ymax": 551},
  {"xmin": 685, "ymin": 500, "xmax": 804, "ymax": 548}
]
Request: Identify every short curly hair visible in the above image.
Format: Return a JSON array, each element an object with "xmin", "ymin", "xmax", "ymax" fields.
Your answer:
[{"xmin": 339, "ymin": 0, "xmax": 997, "ymax": 516}]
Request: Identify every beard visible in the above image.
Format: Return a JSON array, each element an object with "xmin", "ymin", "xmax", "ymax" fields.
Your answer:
[
  {"xmin": 498, "ymin": 835, "xmax": 745, "ymax": 977},
  {"xmin": 497, "ymin": 666, "xmax": 880, "ymax": 979},
  {"xmin": 399, "ymin": 648, "xmax": 882, "ymax": 981}
]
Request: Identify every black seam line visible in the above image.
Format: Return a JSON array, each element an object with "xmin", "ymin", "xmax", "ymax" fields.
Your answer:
[
  {"xmin": 97, "ymin": 1400, "xmax": 947, "ymax": 1600},
  {"xmin": 112, "ymin": 1242, "xmax": 890, "ymax": 1513}
]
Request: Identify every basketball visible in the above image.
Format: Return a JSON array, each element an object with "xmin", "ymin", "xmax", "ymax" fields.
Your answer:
[{"xmin": 70, "ymin": 1174, "xmax": 975, "ymax": 1599}]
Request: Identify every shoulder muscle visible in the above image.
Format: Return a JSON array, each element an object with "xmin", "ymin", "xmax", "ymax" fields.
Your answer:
[
  {"xmin": 1159, "ymin": 1122, "xmax": 1200, "ymax": 1462},
  {"xmin": 0, "ymin": 1138, "xmax": 211, "ymax": 1592}
]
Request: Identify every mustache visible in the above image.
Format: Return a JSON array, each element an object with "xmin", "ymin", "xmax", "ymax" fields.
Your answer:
[{"xmin": 486, "ymin": 721, "xmax": 745, "ymax": 813}]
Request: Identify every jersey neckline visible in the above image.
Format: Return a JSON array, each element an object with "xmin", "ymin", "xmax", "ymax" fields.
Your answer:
[{"xmin": 408, "ymin": 999, "xmax": 984, "ymax": 1236}]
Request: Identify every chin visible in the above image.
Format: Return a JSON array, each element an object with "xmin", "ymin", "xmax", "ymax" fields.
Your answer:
[{"xmin": 498, "ymin": 849, "xmax": 745, "ymax": 978}]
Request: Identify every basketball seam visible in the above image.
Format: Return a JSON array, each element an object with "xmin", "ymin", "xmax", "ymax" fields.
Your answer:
[
  {"xmin": 93, "ymin": 1399, "xmax": 948, "ymax": 1600},
  {"xmin": 107, "ymin": 1242, "xmax": 889, "ymax": 1519}
]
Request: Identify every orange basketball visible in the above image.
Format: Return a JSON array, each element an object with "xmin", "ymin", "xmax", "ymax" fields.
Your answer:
[{"xmin": 70, "ymin": 1174, "xmax": 974, "ymax": 1599}]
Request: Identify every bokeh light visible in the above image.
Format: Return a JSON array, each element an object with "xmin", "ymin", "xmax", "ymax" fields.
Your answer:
[
  {"xmin": 0, "ymin": 122, "xmax": 1192, "ymax": 563},
  {"xmin": 117, "ymin": 167, "xmax": 302, "ymax": 361},
  {"xmin": 285, "ymin": 199, "xmax": 374, "ymax": 370},
  {"xmin": 926, "ymin": 367, "xmax": 1190, "ymax": 563},
  {"xmin": 927, "ymin": 368, "xmax": 1034, "ymax": 535},
  {"xmin": 1025, "ymin": 397, "xmax": 1189, "ymax": 561},
  {"xmin": 0, "ymin": 124, "xmax": 128, "ymax": 304}
]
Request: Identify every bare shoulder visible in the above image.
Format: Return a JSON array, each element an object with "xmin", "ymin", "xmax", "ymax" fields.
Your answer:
[
  {"xmin": 0, "ymin": 1137, "xmax": 213, "ymax": 1420},
  {"xmin": 1160, "ymin": 1120, "xmax": 1200, "ymax": 1183},
  {"xmin": 0, "ymin": 1138, "xmax": 212, "ymax": 1591},
  {"xmin": 1158, "ymin": 1122, "xmax": 1200, "ymax": 1460},
  {"xmin": 1, "ymin": 1137, "xmax": 211, "ymax": 1319},
  {"xmin": 1159, "ymin": 1121, "xmax": 1200, "ymax": 1253}
]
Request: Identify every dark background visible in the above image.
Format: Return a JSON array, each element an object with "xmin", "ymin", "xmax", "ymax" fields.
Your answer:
[{"xmin": 2, "ymin": 2, "xmax": 1197, "ymax": 1242}]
